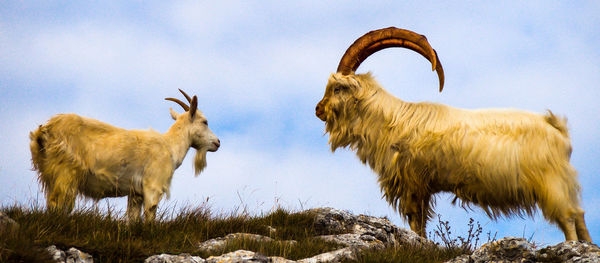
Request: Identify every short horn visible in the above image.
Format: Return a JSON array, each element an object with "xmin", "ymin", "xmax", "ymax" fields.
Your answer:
[
  {"xmin": 178, "ymin": 89, "xmax": 193, "ymax": 103},
  {"xmin": 336, "ymin": 27, "xmax": 444, "ymax": 91},
  {"xmin": 165, "ymin": 98, "xmax": 190, "ymax": 111},
  {"xmin": 189, "ymin": 96, "xmax": 198, "ymax": 118}
]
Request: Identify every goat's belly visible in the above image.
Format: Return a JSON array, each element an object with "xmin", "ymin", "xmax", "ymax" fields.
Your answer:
[
  {"xmin": 447, "ymin": 175, "xmax": 537, "ymax": 210},
  {"xmin": 81, "ymin": 170, "xmax": 143, "ymax": 198}
]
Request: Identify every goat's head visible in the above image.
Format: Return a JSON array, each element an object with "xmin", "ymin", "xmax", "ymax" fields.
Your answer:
[
  {"xmin": 166, "ymin": 89, "xmax": 220, "ymax": 175},
  {"xmin": 315, "ymin": 27, "xmax": 445, "ymax": 122}
]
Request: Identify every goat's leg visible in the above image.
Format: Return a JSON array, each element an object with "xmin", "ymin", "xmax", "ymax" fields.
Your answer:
[
  {"xmin": 574, "ymin": 207, "xmax": 592, "ymax": 242},
  {"xmin": 142, "ymin": 188, "xmax": 163, "ymax": 221},
  {"xmin": 405, "ymin": 194, "xmax": 432, "ymax": 238},
  {"xmin": 539, "ymin": 180, "xmax": 579, "ymax": 241},
  {"xmin": 141, "ymin": 164, "xmax": 172, "ymax": 221},
  {"xmin": 47, "ymin": 168, "xmax": 78, "ymax": 213},
  {"xmin": 556, "ymin": 212, "xmax": 578, "ymax": 241},
  {"xmin": 127, "ymin": 194, "xmax": 143, "ymax": 222}
]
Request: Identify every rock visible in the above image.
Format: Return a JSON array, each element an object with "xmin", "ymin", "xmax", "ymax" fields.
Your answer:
[
  {"xmin": 145, "ymin": 253, "xmax": 205, "ymax": 263},
  {"xmin": 198, "ymin": 233, "xmax": 297, "ymax": 252},
  {"xmin": 47, "ymin": 245, "xmax": 66, "ymax": 262},
  {"xmin": 470, "ymin": 237, "xmax": 537, "ymax": 262},
  {"xmin": 317, "ymin": 233, "xmax": 384, "ymax": 250},
  {"xmin": 445, "ymin": 238, "xmax": 600, "ymax": 263},
  {"xmin": 309, "ymin": 207, "xmax": 428, "ymax": 247},
  {"xmin": 197, "ymin": 208, "xmax": 416, "ymax": 263},
  {"xmin": 538, "ymin": 241, "xmax": 600, "ymax": 262},
  {"xmin": 311, "ymin": 208, "xmax": 357, "ymax": 234},
  {"xmin": 205, "ymin": 250, "xmax": 256, "ymax": 263},
  {"xmin": 66, "ymin": 247, "xmax": 94, "ymax": 263},
  {"xmin": 0, "ymin": 211, "xmax": 19, "ymax": 234},
  {"xmin": 46, "ymin": 246, "xmax": 94, "ymax": 263},
  {"xmin": 198, "ymin": 207, "xmax": 431, "ymax": 263},
  {"xmin": 297, "ymin": 247, "xmax": 356, "ymax": 263},
  {"xmin": 302, "ymin": 207, "xmax": 434, "ymax": 262},
  {"xmin": 205, "ymin": 250, "xmax": 294, "ymax": 263}
]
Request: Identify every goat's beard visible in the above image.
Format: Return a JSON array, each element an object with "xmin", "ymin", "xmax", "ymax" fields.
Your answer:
[
  {"xmin": 325, "ymin": 104, "xmax": 358, "ymax": 152},
  {"xmin": 194, "ymin": 149, "xmax": 208, "ymax": 176}
]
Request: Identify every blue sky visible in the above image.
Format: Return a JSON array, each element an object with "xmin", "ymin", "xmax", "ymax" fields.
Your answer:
[{"xmin": 1, "ymin": 1, "xmax": 598, "ymax": 245}]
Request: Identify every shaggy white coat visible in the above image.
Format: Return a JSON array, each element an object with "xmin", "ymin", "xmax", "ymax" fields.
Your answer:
[
  {"xmin": 317, "ymin": 72, "xmax": 591, "ymax": 241},
  {"xmin": 30, "ymin": 108, "xmax": 219, "ymax": 221}
]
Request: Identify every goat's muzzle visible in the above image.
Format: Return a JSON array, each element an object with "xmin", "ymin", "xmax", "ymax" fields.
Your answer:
[
  {"xmin": 209, "ymin": 139, "xmax": 220, "ymax": 152},
  {"xmin": 315, "ymin": 101, "xmax": 326, "ymax": 121}
]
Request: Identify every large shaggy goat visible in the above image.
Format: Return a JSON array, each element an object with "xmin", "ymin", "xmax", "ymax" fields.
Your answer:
[
  {"xmin": 30, "ymin": 90, "xmax": 220, "ymax": 221},
  {"xmin": 315, "ymin": 27, "xmax": 591, "ymax": 241}
]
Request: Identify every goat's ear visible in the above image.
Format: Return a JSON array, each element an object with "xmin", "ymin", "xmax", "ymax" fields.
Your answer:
[
  {"xmin": 189, "ymin": 96, "xmax": 198, "ymax": 119},
  {"xmin": 170, "ymin": 108, "xmax": 179, "ymax": 120}
]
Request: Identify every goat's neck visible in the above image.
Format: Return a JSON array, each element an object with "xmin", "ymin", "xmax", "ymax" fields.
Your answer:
[
  {"xmin": 359, "ymin": 89, "xmax": 410, "ymax": 137},
  {"xmin": 163, "ymin": 120, "xmax": 193, "ymax": 169},
  {"xmin": 352, "ymin": 90, "xmax": 413, "ymax": 168}
]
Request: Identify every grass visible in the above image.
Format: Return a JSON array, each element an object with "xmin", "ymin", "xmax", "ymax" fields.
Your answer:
[
  {"xmin": 0, "ymin": 204, "xmax": 344, "ymax": 262},
  {"xmin": 0, "ymin": 204, "xmax": 487, "ymax": 263}
]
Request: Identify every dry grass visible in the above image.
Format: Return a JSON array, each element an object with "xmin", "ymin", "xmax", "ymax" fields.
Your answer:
[
  {"xmin": 0, "ymin": 204, "xmax": 343, "ymax": 262},
  {"xmin": 0, "ymin": 204, "xmax": 485, "ymax": 263}
]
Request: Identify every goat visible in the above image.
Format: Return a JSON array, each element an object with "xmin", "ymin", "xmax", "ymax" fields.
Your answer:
[
  {"xmin": 30, "ymin": 89, "xmax": 220, "ymax": 221},
  {"xmin": 315, "ymin": 27, "xmax": 591, "ymax": 242}
]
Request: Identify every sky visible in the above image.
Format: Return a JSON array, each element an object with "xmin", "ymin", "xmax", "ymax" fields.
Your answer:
[{"xmin": 1, "ymin": 1, "xmax": 599, "ymax": 245}]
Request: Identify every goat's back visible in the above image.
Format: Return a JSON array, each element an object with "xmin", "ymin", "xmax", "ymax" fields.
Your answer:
[{"xmin": 30, "ymin": 114, "xmax": 127, "ymax": 189}]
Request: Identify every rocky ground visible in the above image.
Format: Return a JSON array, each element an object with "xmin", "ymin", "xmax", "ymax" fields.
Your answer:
[{"xmin": 3, "ymin": 209, "xmax": 599, "ymax": 262}]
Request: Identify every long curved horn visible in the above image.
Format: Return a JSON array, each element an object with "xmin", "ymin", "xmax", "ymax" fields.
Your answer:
[
  {"xmin": 165, "ymin": 98, "xmax": 190, "ymax": 111},
  {"xmin": 337, "ymin": 27, "xmax": 445, "ymax": 92}
]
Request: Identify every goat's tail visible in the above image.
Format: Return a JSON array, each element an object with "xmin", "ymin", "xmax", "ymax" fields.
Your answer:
[
  {"xmin": 29, "ymin": 123, "xmax": 60, "ymax": 195},
  {"xmin": 545, "ymin": 110, "xmax": 569, "ymax": 137},
  {"xmin": 29, "ymin": 125, "xmax": 46, "ymax": 173}
]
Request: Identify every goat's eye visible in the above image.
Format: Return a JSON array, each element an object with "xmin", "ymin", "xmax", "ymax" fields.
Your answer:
[
  {"xmin": 334, "ymin": 86, "xmax": 342, "ymax": 94},
  {"xmin": 203, "ymin": 120, "xmax": 208, "ymax": 125}
]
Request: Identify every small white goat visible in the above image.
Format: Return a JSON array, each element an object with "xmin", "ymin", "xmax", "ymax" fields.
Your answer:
[
  {"xmin": 315, "ymin": 27, "xmax": 591, "ymax": 241},
  {"xmin": 30, "ymin": 89, "xmax": 220, "ymax": 221}
]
